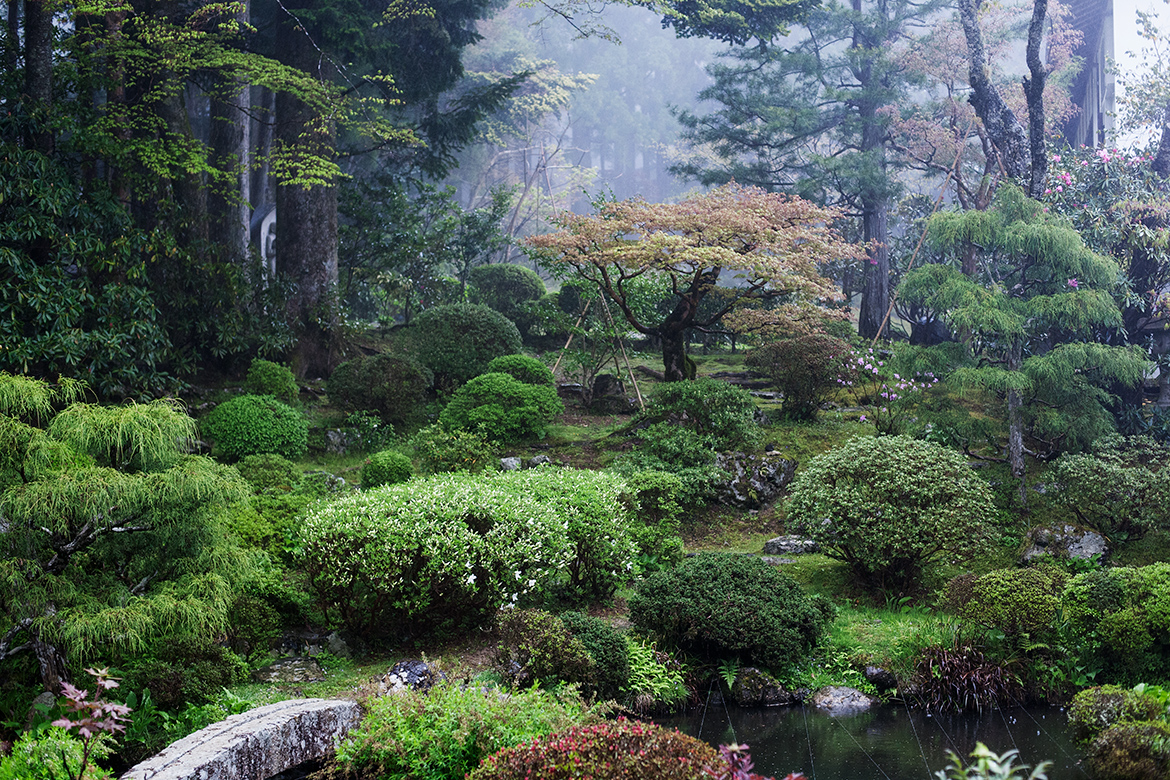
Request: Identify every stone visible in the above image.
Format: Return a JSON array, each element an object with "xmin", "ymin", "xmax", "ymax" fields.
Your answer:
[
  {"xmin": 762, "ymin": 535, "xmax": 819, "ymax": 555},
  {"xmin": 526, "ymin": 454, "xmax": 551, "ymax": 468},
  {"xmin": 730, "ymin": 667, "xmax": 804, "ymax": 707},
  {"xmin": 810, "ymin": 686, "xmax": 879, "ymax": 715},
  {"xmin": 864, "ymin": 666, "xmax": 898, "ymax": 691},
  {"xmin": 500, "ymin": 457, "xmax": 522, "ymax": 471},
  {"xmin": 591, "ymin": 374, "xmax": 625, "ymax": 397},
  {"xmin": 379, "ymin": 659, "xmax": 446, "ymax": 695},
  {"xmin": 121, "ymin": 698, "xmax": 360, "ymax": 780},
  {"xmin": 715, "ymin": 451, "xmax": 797, "ymax": 509},
  {"xmin": 1020, "ymin": 522, "xmax": 1109, "ymax": 564},
  {"xmin": 251, "ymin": 657, "xmax": 325, "ymax": 684},
  {"xmin": 325, "ymin": 632, "xmax": 351, "ymax": 659},
  {"xmin": 324, "ymin": 429, "xmax": 349, "ymax": 455}
]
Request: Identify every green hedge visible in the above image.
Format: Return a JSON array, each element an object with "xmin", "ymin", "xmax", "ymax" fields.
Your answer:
[{"xmin": 203, "ymin": 394, "xmax": 307, "ymax": 461}]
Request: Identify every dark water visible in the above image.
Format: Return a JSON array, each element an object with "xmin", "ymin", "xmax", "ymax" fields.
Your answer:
[{"xmin": 658, "ymin": 702, "xmax": 1090, "ymax": 780}]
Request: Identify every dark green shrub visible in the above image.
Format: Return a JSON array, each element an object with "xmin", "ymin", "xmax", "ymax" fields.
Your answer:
[
  {"xmin": 203, "ymin": 394, "xmax": 308, "ymax": 461},
  {"xmin": 469, "ymin": 263, "xmax": 546, "ymax": 337},
  {"xmin": 746, "ymin": 330, "xmax": 852, "ymax": 421},
  {"xmin": 121, "ymin": 637, "xmax": 249, "ymax": 709},
  {"xmin": 560, "ymin": 611, "xmax": 630, "ymax": 701},
  {"xmin": 408, "ymin": 304, "xmax": 523, "ymax": 386},
  {"xmin": 952, "ymin": 567, "xmax": 1066, "ymax": 638},
  {"xmin": 410, "ymin": 424, "xmax": 496, "ymax": 474},
  {"xmin": 1085, "ymin": 721, "xmax": 1170, "ymax": 780},
  {"xmin": 361, "ymin": 449, "xmax": 413, "ymax": 488},
  {"xmin": 1052, "ymin": 434, "xmax": 1170, "ymax": 538},
  {"xmin": 243, "ymin": 358, "xmax": 298, "ymax": 404},
  {"xmin": 335, "ymin": 680, "xmax": 595, "ymax": 780},
  {"xmin": 326, "ymin": 352, "xmax": 430, "ymax": 427},
  {"xmin": 628, "ymin": 552, "xmax": 833, "ymax": 668},
  {"xmin": 613, "ymin": 423, "xmax": 725, "ymax": 508},
  {"xmin": 638, "ymin": 377, "xmax": 760, "ymax": 450},
  {"xmin": 493, "ymin": 609, "xmax": 597, "ymax": 690},
  {"xmin": 623, "ymin": 636, "xmax": 690, "ymax": 715},
  {"xmin": 235, "ymin": 453, "xmax": 301, "ymax": 492},
  {"xmin": 486, "ymin": 353, "xmax": 555, "ymax": 387},
  {"xmin": 621, "ymin": 470, "xmax": 685, "ymax": 570},
  {"xmin": 224, "ymin": 594, "xmax": 281, "ymax": 662},
  {"xmin": 1069, "ymin": 685, "xmax": 1167, "ymax": 742},
  {"xmin": 786, "ymin": 435, "xmax": 998, "ymax": 592},
  {"xmin": 469, "ymin": 718, "xmax": 721, "ymax": 780},
  {"xmin": 439, "ymin": 372, "xmax": 564, "ymax": 442}
]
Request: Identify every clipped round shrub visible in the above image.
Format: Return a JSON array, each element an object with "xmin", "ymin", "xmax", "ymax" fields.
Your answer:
[
  {"xmin": 560, "ymin": 611, "xmax": 631, "ymax": 701},
  {"xmin": 1069, "ymin": 685, "xmax": 1166, "ymax": 743},
  {"xmin": 786, "ymin": 435, "xmax": 997, "ymax": 591},
  {"xmin": 203, "ymin": 394, "xmax": 308, "ymax": 461},
  {"xmin": 953, "ymin": 566, "xmax": 1066, "ymax": 638},
  {"xmin": 408, "ymin": 303, "xmax": 523, "ymax": 386},
  {"xmin": 439, "ymin": 372, "xmax": 564, "ymax": 443},
  {"xmin": 295, "ymin": 472, "xmax": 571, "ymax": 637},
  {"xmin": 361, "ymin": 449, "xmax": 413, "ymax": 489},
  {"xmin": 486, "ymin": 353, "xmax": 555, "ymax": 387},
  {"xmin": 1085, "ymin": 721, "xmax": 1170, "ymax": 780},
  {"xmin": 337, "ymin": 681, "xmax": 595, "ymax": 780},
  {"xmin": 410, "ymin": 424, "xmax": 496, "ymax": 474},
  {"xmin": 469, "ymin": 263, "xmax": 547, "ymax": 336},
  {"xmin": 620, "ymin": 470, "xmax": 685, "ymax": 570},
  {"xmin": 493, "ymin": 609, "xmax": 597, "ymax": 690},
  {"xmin": 326, "ymin": 352, "xmax": 430, "ymax": 427},
  {"xmin": 122, "ymin": 637, "xmax": 249, "ymax": 709},
  {"xmin": 629, "ymin": 552, "xmax": 834, "ymax": 668},
  {"xmin": 1052, "ymin": 434, "xmax": 1170, "ymax": 537},
  {"xmin": 235, "ymin": 453, "xmax": 301, "ymax": 492},
  {"xmin": 638, "ymin": 377, "xmax": 760, "ymax": 449},
  {"xmin": 243, "ymin": 358, "xmax": 299, "ymax": 404},
  {"xmin": 469, "ymin": 718, "xmax": 721, "ymax": 780}
]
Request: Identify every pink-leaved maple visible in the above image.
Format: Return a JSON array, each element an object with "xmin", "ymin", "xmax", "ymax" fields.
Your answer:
[{"xmin": 526, "ymin": 183, "xmax": 863, "ymax": 381}]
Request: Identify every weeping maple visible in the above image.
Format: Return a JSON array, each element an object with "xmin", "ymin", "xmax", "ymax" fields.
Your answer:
[{"xmin": 526, "ymin": 183, "xmax": 863, "ymax": 380}]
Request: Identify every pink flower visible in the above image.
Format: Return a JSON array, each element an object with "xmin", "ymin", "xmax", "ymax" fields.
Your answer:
[
  {"xmin": 1056, "ymin": 185, "xmax": 1063, "ymax": 192},
  {"xmin": 1052, "ymin": 154, "xmax": 1061, "ymax": 162},
  {"xmin": 1067, "ymin": 278, "xmax": 1079, "ymax": 288}
]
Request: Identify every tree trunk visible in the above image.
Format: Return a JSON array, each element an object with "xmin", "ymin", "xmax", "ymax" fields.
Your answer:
[
  {"xmin": 6, "ymin": 0, "xmax": 20, "ymax": 96},
  {"xmin": 659, "ymin": 326, "xmax": 690, "ymax": 382},
  {"xmin": 655, "ymin": 269, "xmax": 717, "ymax": 380},
  {"xmin": 1153, "ymin": 100, "xmax": 1170, "ymax": 179},
  {"xmin": 23, "ymin": 0, "xmax": 52, "ymax": 155},
  {"xmin": 1024, "ymin": 0, "xmax": 1047, "ymax": 198},
  {"xmin": 208, "ymin": 0, "xmax": 251, "ymax": 263},
  {"xmin": 959, "ymin": 0, "xmax": 1029, "ymax": 179},
  {"xmin": 156, "ymin": 89, "xmax": 209, "ymax": 246},
  {"xmin": 858, "ymin": 197, "xmax": 890, "ymax": 340},
  {"xmin": 274, "ymin": 9, "xmax": 339, "ymax": 378},
  {"xmin": 1007, "ymin": 338, "xmax": 1026, "ymax": 505}
]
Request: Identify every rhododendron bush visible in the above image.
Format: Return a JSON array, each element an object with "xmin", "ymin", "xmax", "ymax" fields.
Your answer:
[{"xmin": 294, "ymin": 469, "xmax": 637, "ymax": 636}]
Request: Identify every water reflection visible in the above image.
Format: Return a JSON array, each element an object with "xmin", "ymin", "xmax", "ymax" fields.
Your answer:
[{"xmin": 658, "ymin": 702, "xmax": 1090, "ymax": 780}]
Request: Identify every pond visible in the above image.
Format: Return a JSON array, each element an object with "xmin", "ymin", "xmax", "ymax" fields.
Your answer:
[{"xmin": 658, "ymin": 699, "xmax": 1089, "ymax": 780}]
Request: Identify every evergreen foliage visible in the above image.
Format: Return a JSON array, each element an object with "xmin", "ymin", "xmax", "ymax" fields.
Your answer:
[
  {"xmin": 243, "ymin": 360, "xmax": 299, "ymax": 405},
  {"xmin": 439, "ymin": 372, "xmax": 564, "ymax": 442},
  {"xmin": 0, "ymin": 374, "xmax": 250, "ymax": 696},
  {"xmin": 409, "ymin": 424, "xmax": 497, "ymax": 474},
  {"xmin": 1051, "ymin": 435, "xmax": 1170, "ymax": 538},
  {"xmin": 469, "ymin": 264, "xmax": 547, "ymax": 337},
  {"xmin": 638, "ymin": 377, "xmax": 761, "ymax": 450},
  {"xmin": 407, "ymin": 304, "xmax": 524, "ymax": 386},
  {"xmin": 628, "ymin": 552, "xmax": 833, "ymax": 668},
  {"xmin": 486, "ymin": 354, "xmax": 556, "ymax": 387},
  {"xmin": 361, "ymin": 450, "xmax": 414, "ymax": 489},
  {"xmin": 786, "ymin": 436, "xmax": 998, "ymax": 591},
  {"xmin": 493, "ymin": 609, "xmax": 598, "ymax": 690},
  {"xmin": 202, "ymin": 395, "xmax": 308, "ymax": 461},
  {"xmin": 326, "ymin": 352, "xmax": 431, "ymax": 427}
]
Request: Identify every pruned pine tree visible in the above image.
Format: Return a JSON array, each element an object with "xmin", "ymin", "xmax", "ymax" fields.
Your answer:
[
  {"xmin": 526, "ymin": 183, "xmax": 864, "ymax": 381},
  {"xmin": 899, "ymin": 186, "xmax": 1148, "ymax": 501},
  {"xmin": 0, "ymin": 374, "xmax": 250, "ymax": 693}
]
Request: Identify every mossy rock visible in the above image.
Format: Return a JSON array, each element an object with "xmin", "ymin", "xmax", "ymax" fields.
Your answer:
[{"xmin": 1085, "ymin": 720, "xmax": 1170, "ymax": 780}]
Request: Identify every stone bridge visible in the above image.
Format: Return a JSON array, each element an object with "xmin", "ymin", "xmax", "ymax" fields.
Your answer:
[{"xmin": 121, "ymin": 698, "xmax": 362, "ymax": 780}]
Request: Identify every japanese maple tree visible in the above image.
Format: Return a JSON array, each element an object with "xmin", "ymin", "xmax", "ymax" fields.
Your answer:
[{"xmin": 526, "ymin": 183, "xmax": 862, "ymax": 380}]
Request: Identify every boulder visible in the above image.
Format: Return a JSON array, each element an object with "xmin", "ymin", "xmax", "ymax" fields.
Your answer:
[
  {"xmin": 730, "ymin": 667, "xmax": 805, "ymax": 707},
  {"xmin": 500, "ymin": 456, "xmax": 522, "ymax": 471},
  {"xmin": 715, "ymin": 452, "xmax": 797, "ymax": 509},
  {"xmin": 763, "ymin": 535, "xmax": 819, "ymax": 555},
  {"xmin": 379, "ymin": 659, "xmax": 446, "ymax": 695},
  {"xmin": 325, "ymin": 631, "xmax": 351, "ymax": 659},
  {"xmin": 864, "ymin": 666, "xmax": 898, "ymax": 691},
  {"xmin": 526, "ymin": 455, "xmax": 552, "ymax": 468},
  {"xmin": 251, "ymin": 657, "xmax": 325, "ymax": 684},
  {"xmin": 324, "ymin": 429, "xmax": 350, "ymax": 455},
  {"xmin": 811, "ymin": 686, "xmax": 878, "ymax": 715},
  {"xmin": 1021, "ymin": 522, "xmax": 1109, "ymax": 564}
]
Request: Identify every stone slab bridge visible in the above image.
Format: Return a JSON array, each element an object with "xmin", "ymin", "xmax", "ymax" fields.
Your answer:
[{"xmin": 121, "ymin": 698, "xmax": 362, "ymax": 780}]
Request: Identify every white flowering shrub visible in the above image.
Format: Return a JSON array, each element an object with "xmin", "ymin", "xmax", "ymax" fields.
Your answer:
[
  {"xmin": 493, "ymin": 469, "xmax": 637, "ymax": 603},
  {"xmin": 294, "ymin": 468, "xmax": 637, "ymax": 637}
]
